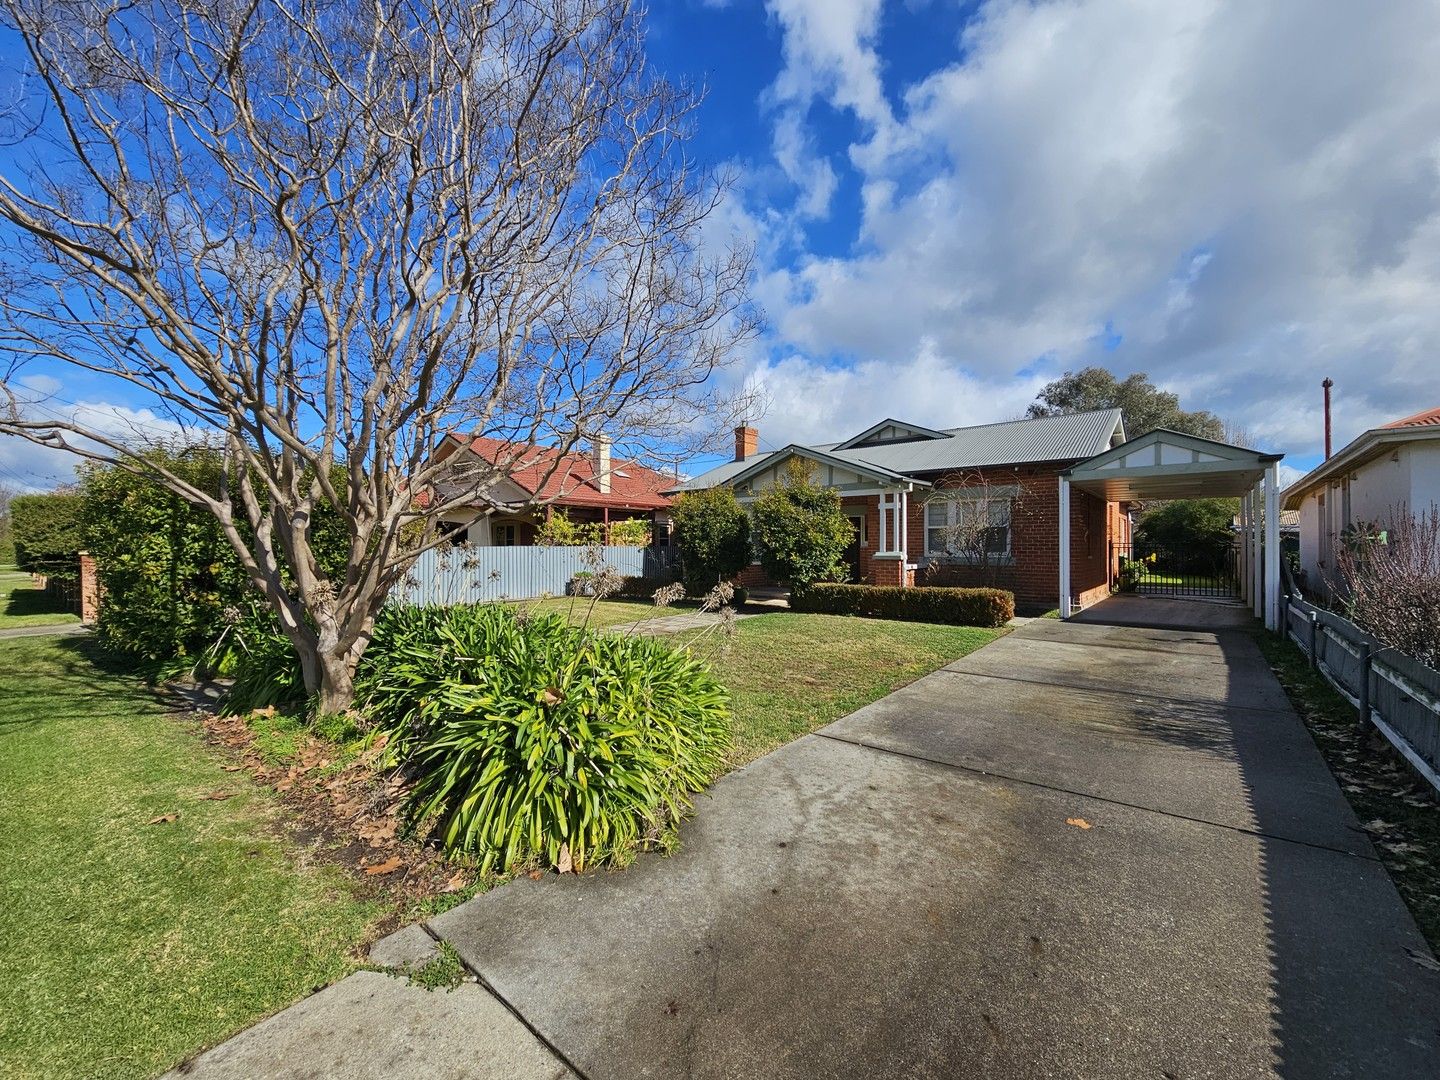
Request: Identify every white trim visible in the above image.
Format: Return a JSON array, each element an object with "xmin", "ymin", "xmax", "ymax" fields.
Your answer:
[
  {"xmin": 1059, "ymin": 476, "xmax": 1072, "ymax": 618},
  {"xmin": 1251, "ymin": 483, "xmax": 1263, "ymax": 621},
  {"xmin": 922, "ymin": 491, "xmax": 1014, "ymax": 559}
]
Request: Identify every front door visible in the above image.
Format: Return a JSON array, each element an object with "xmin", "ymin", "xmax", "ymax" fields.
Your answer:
[{"xmin": 844, "ymin": 514, "xmax": 864, "ymax": 582}]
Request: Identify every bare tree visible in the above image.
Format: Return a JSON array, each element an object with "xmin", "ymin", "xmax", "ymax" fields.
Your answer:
[
  {"xmin": 0, "ymin": 0, "xmax": 757, "ymax": 709},
  {"xmin": 919, "ymin": 469, "xmax": 1041, "ymax": 590},
  {"xmin": 1336, "ymin": 506, "xmax": 1440, "ymax": 669}
]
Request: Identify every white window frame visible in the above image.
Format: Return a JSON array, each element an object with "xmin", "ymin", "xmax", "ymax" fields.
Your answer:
[{"xmin": 924, "ymin": 494, "xmax": 1013, "ymax": 561}]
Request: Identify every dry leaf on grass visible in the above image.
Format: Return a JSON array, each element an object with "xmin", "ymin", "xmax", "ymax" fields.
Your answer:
[
  {"xmin": 1065, "ymin": 817, "xmax": 1093, "ymax": 830},
  {"xmin": 444, "ymin": 871, "xmax": 469, "ymax": 893},
  {"xmin": 221, "ymin": 765, "xmax": 242, "ymax": 773},
  {"xmin": 363, "ymin": 856, "xmax": 404, "ymax": 876},
  {"xmin": 146, "ymin": 813, "xmax": 179, "ymax": 825},
  {"xmin": 557, "ymin": 843, "xmax": 574, "ymax": 874},
  {"xmin": 199, "ymin": 790, "xmax": 237, "ymax": 801}
]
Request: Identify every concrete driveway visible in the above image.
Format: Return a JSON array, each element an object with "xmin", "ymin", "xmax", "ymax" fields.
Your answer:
[{"xmin": 173, "ymin": 617, "xmax": 1440, "ymax": 1080}]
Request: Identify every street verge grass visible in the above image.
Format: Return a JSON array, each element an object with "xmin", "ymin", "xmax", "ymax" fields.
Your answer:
[
  {"xmin": 1257, "ymin": 633, "xmax": 1440, "ymax": 952},
  {"xmin": 678, "ymin": 612, "xmax": 1004, "ymax": 767},
  {"xmin": 0, "ymin": 636, "xmax": 381, "ymax": 1080},
  {"xmin": 0, "ymin": 570, "xmax": 80, "ymax": 631}
]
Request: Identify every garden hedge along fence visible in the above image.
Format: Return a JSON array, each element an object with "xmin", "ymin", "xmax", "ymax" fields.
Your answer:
[{"xmin": 1281, "ymin": 567, "xmax": 1440, "ymax": 795}]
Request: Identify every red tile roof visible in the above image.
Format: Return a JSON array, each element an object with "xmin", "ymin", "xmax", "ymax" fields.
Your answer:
[
  {"xmin": 1382, "ymin": 407, "xmax": 1440, "ymax": 429},
  {"xmin": 446, "ymin": 435, "xmax": 675, "ymax": 511}
]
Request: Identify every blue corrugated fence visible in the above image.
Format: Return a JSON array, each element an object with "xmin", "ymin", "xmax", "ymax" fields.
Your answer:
[{"xmin": 393, "ymin": 546, "xmax": 678, "ymax": 606}]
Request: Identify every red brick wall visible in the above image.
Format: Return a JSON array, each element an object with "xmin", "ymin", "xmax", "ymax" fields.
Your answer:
[
  {"xmin": 726, "ymin": 463, "xmax": 1125, "ymax": 612},
  {"xmin": 79, "ymin": 551, "xmax": 101, "ymax": 623}
]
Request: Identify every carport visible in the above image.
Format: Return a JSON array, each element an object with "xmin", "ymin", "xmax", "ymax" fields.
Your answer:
[{"xmin": 1058, "ymin": 429, "xmax": 1285, "ymax": 629}]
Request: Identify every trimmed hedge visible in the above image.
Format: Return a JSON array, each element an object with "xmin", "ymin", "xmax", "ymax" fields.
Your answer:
[
  {"xmin": 615, "ymin": 575, "xmax": 680, "ymax": 599},
  {"xmin": 11, "ymin": 492, "xmax": 84, "ymax": 580},
  {"xmin": 790, "ymin": 583, "xmax": 1014, "ymax": 628}
]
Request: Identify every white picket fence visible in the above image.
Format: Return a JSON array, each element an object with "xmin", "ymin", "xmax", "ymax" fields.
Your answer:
[{"xmin": 392, "ymin": 545, "xmax": 679, "ymax": 606}]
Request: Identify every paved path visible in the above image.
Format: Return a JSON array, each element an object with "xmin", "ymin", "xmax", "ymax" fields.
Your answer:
[
  {"xmin": 613, "ymin": 609, "xmax": 763, "ymax": 636},
  {"xmin": 0, "ymin": 622, "xmax": 88, "ymax": 640},
  {"xmin": 169, "ymin": 618, "xmax": 1440, "ymax": 1079}
]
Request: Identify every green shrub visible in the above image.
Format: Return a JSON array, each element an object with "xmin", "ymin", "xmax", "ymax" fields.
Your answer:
[
  {"xmin": 81, "ymin": 454, "xmax": 254, "ymax": 660},
  {"xmin": 11, "ymin": 492, "xmax": 84, "ymax": 580},
  {"xmin": 790, "ymin": 583, "xmax": 1014, "ymax": 628},
  {"xmin": 78, "ymin": 450, "xmax": 351, "ymax": 662},
  {"xmin": 1116, "ymin": 558, "xmax": 1147, "ymax": 593},
  {"xmin": 1134, "ymin": 498, "xmax": 1237, "ymax": 555},
  {"xmin": 614, "ymin": 575, "xmax": 681, "ymax": 599},
  {"xmin": 535, "ymin": 511, "xmax": 603, "ymax": 547},
  {"xmin": 670, "ymin": 487, "xmax": 751, "ymax": 595},
  {"xmin": 357, "ymin": 604, "xmax": 730, "ymax": 872},
  {"xmin": 605, "ymin": 517, "xmax": 652, "ymax": 547},
  {"xmin": 749, "ymin": 459, "xmax": 852, "ymax": 587},
  {"xmin": 215, "ymin": 605, "xmax": 310, "ymax": 714}
]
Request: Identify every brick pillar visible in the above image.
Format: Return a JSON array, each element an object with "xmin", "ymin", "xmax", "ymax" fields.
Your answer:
[
  {"xmin": 79, "ymin": 551, "xmax": 101, "ymax": 624},
  {"xmin": 872, "ymin": 556, "xmax": 905, "ymax": 587}
]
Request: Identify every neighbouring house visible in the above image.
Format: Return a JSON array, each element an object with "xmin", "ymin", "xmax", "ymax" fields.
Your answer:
[
  {"xmin": 672, "ymin": 410, "xmax": 1136, "ymax": 613},
  {"xmin": 428, "ymin": 434, "xmax": 676, "ymax": 547},
  {"xmin": 1282, "ymin": 406, "xmax": 1440, "ymax": 593}
]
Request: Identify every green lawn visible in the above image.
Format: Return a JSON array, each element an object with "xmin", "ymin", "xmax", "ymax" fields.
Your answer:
[
  {"xmin": 679, "ymin": 613, "xmax": 1002, "ymax": 766},
  {"xmin": 0, "ymin": 571, "xmax": 81, "ymax": 631},
  {"xmin": 519, "ymin": 595, "xmax": 681, "ymax": 628},
  {"xmin": 0, "ymin": 608, "xmax": 1002, "ymax": 1076},
  {"xmin": 0, "ymin": 636, "xmax": 380, "ymax": 1080}
]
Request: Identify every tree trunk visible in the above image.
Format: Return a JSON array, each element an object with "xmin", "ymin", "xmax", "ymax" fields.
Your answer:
[
  {"xmin": 315, "ymin": 649, "xmax": 356, "ymax": 716},
  {"xmin": 290, "ymin": 623, "xmax": 361, "ymax": 715}
]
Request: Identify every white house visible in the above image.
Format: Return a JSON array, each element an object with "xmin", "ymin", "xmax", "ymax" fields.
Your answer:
[{"xmin": 1282, "ymin": 406, "xmax": 1440, "ymax": 591}]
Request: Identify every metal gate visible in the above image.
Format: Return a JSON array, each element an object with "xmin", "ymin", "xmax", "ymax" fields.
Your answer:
[{"xmin": 1111, "ymin": 542, "xmax": 1239, "ymax": 599}]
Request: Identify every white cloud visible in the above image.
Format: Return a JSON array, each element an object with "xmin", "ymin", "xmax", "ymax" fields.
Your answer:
[
  {"xmin": 739, "ymin": 338, "xmax": 1045, "ymax": 448},
  {"xmin": 0, "ymin": 382, "xmax": 188, "ymax": 490},
  {"xmin": 760, "ymin": 0, "xmax": 893, "ymax": 221},
  {"xmin": 737, "ymin": 0, "xmax": 1440, "ymax": 461}
]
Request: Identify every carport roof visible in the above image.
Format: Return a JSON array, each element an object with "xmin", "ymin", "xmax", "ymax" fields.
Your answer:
[{"xmin": 1063, "ymin": 428, "xmax": 1282, "ymax": 501}]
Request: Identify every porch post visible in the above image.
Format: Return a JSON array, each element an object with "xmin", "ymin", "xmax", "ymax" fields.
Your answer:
[
  {"xmin": 1058, "ymin": 476, "xmax": 1072, "ymax": 618},
  {"xmin": 899, "ymin": 489, "xmax": 909, "ymax": 586},
  {"xmin": 1251, "ymin": 482, "xmax": 1263, "ymax": 620},
  {"xmin": 1265, "ymin": 463, "xmax": 1281, "ymax": 632}
]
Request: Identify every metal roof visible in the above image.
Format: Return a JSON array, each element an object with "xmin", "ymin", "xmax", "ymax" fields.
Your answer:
[{"xmin": 674, "ymin": 409, "xmax": 1124, "ymax": 491}]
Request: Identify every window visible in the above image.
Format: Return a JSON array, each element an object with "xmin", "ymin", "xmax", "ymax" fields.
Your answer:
[
  {"xmin": 493, "ymin": 523, "xmax": 518, "ymax": 546},
  {"xmin": 925, "ymin": 496, "xmax": 1011, "ymax": 559}
]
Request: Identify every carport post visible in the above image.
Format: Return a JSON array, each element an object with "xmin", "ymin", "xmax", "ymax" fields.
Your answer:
[
  {"xmin": 1251, "ymin": 482, "xmax": 1263, "ymax": 621},
  {"xmin": 1265, "ymin": 463, "xmax": 1281, "ymax": 632},
  {"xmin": 1058, "ymin": 475, "xmax": 1072, "ymax": 618},
  {"xmin": 1238, "ymin": 492, "xmax": 1250, "ymax": 607}
]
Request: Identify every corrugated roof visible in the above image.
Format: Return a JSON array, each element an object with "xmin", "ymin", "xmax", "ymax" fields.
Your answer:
[
  {"xmin": 1382, "ymin": 406, "xmax": 1440, "ymax": 429},
  {"xmin": 676, "ymin": 409, "xmax": 1123, "ymax": 491}
]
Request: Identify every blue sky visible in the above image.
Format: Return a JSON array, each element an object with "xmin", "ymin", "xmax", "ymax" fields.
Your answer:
[{"xmin": 5, "ymin": 0, "xmax": 1440, "ymax": 489}]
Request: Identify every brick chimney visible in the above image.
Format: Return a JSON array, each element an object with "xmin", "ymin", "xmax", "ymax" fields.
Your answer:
[
  {"xmin": 592, "ymin": 436, "xmax": 611, "ymax": 494},
  {"xmin": 734, "ymin": 425, "xmax": 759, "ymax": 462}
]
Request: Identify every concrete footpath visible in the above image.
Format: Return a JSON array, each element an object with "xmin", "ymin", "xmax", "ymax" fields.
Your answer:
[{"xmin": 167, "ymin": 617, "xmax": 1440, "ymax": 1080}]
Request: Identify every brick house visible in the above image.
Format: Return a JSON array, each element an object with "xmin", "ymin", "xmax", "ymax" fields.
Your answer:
[
  {"xmin": 673, "ymin": 410, "xmax": 1134, "ymax": 613},
  {"xmin": 429, "ymin": 433, "xmax": 676, "ymax": 547}
]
